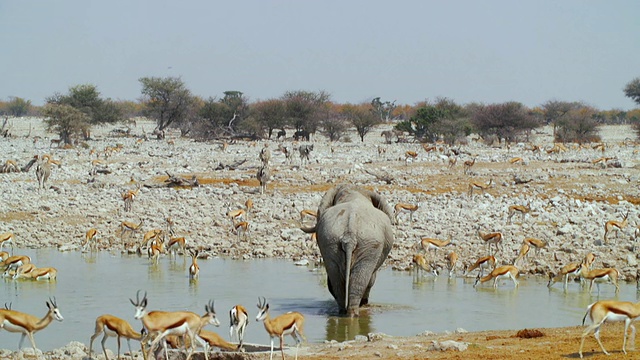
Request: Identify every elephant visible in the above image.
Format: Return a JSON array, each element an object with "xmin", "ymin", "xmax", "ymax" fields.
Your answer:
[{"xmin": 302, "ymin": 184, "xmax": 395, "ymax": 317}]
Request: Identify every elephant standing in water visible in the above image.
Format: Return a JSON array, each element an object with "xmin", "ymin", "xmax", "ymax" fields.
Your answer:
[{"xmin": 302, "ymin": 184, "xmax": 395, "ymax": 317}]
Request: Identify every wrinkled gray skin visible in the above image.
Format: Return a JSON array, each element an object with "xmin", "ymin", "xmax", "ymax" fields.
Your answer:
[{"xmin": 302, "ymin": 184, "xmax": 395, "ymax": 317}]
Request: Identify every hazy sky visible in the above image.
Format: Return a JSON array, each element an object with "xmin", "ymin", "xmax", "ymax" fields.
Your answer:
[{"xmin": 1, "ymin": 1, "xmax": 639, "ymax": 109}]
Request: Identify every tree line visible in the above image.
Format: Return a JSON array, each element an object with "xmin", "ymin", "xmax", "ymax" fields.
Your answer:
[{"xmin": 2, "ymin": 76, "xmax": 640, "ymax": 144}]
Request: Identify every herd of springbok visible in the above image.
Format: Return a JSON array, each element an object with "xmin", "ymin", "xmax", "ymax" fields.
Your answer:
[
  {"xmin": 0, "ymin": 290, "xmax": 305, "ymax": 360},
  {"xmin": 1, "ymin": 124, "xmax": 639, "ymax": 358},
  {"xmin": 0, "ymin": 139, "xmax": 321, "ymax": 359}
]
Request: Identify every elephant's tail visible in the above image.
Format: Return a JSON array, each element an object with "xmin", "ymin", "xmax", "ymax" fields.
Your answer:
[
  {"xmin": 300, "ymin": 225, "xmax": 316, "ymax": 233},
  {"xmin": 343, "ymin": 242, "xmax": 354, "ymax": 312}
]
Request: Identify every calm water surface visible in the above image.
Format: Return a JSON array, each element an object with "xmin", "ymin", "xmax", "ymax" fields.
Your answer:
[{"xmin": 1, "ymin": 248, "xmax": 638, "ymax": 351}]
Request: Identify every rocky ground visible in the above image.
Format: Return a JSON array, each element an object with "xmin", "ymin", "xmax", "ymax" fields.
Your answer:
[
  {"xmin": 1, "ymin": 324, "xmax": 632, "ymax": 359},
  {"xmin": 1, "ymin": 118, "xmax": 639, "ymax": 359}
]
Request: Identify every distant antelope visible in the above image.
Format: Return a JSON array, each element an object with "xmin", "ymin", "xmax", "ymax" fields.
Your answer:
[
  {"xmin": 404, "ymin": 151, "xmax": 418, "ymax": 165},
  {"xmin": 507, "ymin": 202, "xmax": 531, "ymax": 224},
  {"xmin": 165, "ymin": 216, "xmax": 176, "ymax": 236},
  {"xmin": 167, "ymin": 237, "xmax": 186, "ymax": 257},
  {"xmin": 14, "ymin": 267, "xmax": 57, "ymax": 281},
  {"xmin": 425, "ymin": 143, "xmax": 440, "ymax": 152},
  {"xmin": 512, "ymin": 242, "xmax": 530, "ymax": 267},
  {"xmin": 592, "ymin": 157, "xmax": 615, "ymax": 167},
  {"xmin": 279, "ymin": 145, "xmax": 294, "ymax": 164},
  {"xmin": 245, "ymin": 199, "xmax": 253, "ymax": 217},
  {"xmin": 447, "ymin": 156, "xmax": 457, "ymax": 169},
  {"xmin": 189, "ymin": 250, "xmax": 200, "ymax": 279},
  {"xmin": 233, "ymin": 220, "xmax": 250, "ymax": 240},
  {"xmin": 468, "ymin": 178, "xmax": 493, "ymax": 197},
  {"xmin": 122, "ymin": 184, "xmax": 141, "ymax": 212},
  {"xmin": 0, "ymin": 233, "xmax": 15, "ymax": 254},
  {"xmin": 582, "ymin": 252, "xmax": 596, "ymax": 270},
  {"xmin": 547, "ymin": 262, "xmax": 582, "ymax": 289},
  {"xmin": 463, "ymin": 157, "xmax": 476, "ymax": 174},
  {"xmin": 446, "ymin": 251, "xmax": 458, "ymax": 278},
  {"xmin": 418, "ymin": 236, "xmax": 455, "ymax": 258},
  {"xmin": 579, "ymin": 263, "xmax": 620, "ymax": 294},
  {"xmin": 82, "ymin": 228, "xmax": 98, "ymax": 252},
  {"xmin": 474, "ymin": 265, "xmax": 519, "ymax": 288},
  {"xmin": 523, "ymin": 237, "xmax": 547, "ymax": 256},
  {"xmin": 147, "ymin": 239, "xmax": 165, "ymax": 265},
  {"xmin": 603, "ymin": 211, "xmax": 629, "ymax": 244},
  {"xmin": 394, "ymin": 203, "xmax": 419, "ymax": 223},
  {"xmin": 412, "ymin": 254, "xmax": 438, "ymax": 278},
  {"xmin": 120, "ymin": 220, "xmax": 144, "ymax": 246},
  {"xmin": 226, "ymin": 206, "xmax": 246, "ymax": 227},
  {"xmin": 140, "ymin": 229, "xmax": 163, "ymax": 250},
  {"xmin": 477, "ymin": 229, "xmax": 503, "ymax": 254},
  {"xmin": 49, "ymin": 138, "xmax": 62, "ymax": 148},
  {"xmin": 463, "ymin": 255, "xmax": 496, "ymax": 278}
]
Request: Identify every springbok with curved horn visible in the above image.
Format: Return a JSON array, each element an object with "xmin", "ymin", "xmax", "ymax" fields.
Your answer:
[
  {"xmin": 0, "ymin": 297, "xmax": 63, "ymax": 353},
  {"xmin": 130, "ymin": 290, "xmax": 220, "ymax": 360},
  {"xmin": 604, "ymin": 210, "xmax": 629, "ymax": 244},
  {"xmin": 256, "ymin": 297, "xmax": 306, "ymax": 360}
]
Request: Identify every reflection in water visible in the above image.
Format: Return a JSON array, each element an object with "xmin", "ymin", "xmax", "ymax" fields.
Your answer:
[
  {"xmin": 169, "ymin": 256, "xmax": 187, "ymax": 272},
  {"xmin": 325, "ymin": 315, "xmax": 372, "ymax": 341}
]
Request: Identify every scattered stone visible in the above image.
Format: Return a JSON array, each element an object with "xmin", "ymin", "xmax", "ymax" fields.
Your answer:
[
  {"xmin": 368, "ymin": 333, "xmax": 387, "ymax": 342},
  {"xmin": 428, "ymin": 340, "xmax": 469, "ymax": 352},
  {"xmin": 354, "ymin": 335, "xmax": 368, "ymax": 342}
]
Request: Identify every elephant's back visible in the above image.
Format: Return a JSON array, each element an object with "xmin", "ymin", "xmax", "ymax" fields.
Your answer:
[{"xmin": 316, "ymin": 200, "xmax": 392, "ymax": 238}]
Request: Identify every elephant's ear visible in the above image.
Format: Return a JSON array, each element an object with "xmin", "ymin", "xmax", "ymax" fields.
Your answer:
[
  {"xmin": 369, "ymin": 192, "xmax": 396, "ymax": 225},
  {"xmin": 316, "ymin": 185, "xmax": 342, "ymax": 218}
]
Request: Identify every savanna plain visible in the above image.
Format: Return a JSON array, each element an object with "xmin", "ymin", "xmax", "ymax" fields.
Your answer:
[{"xmin": 1, "ymin": 118, "xmax": 639, "ymax": 359}]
